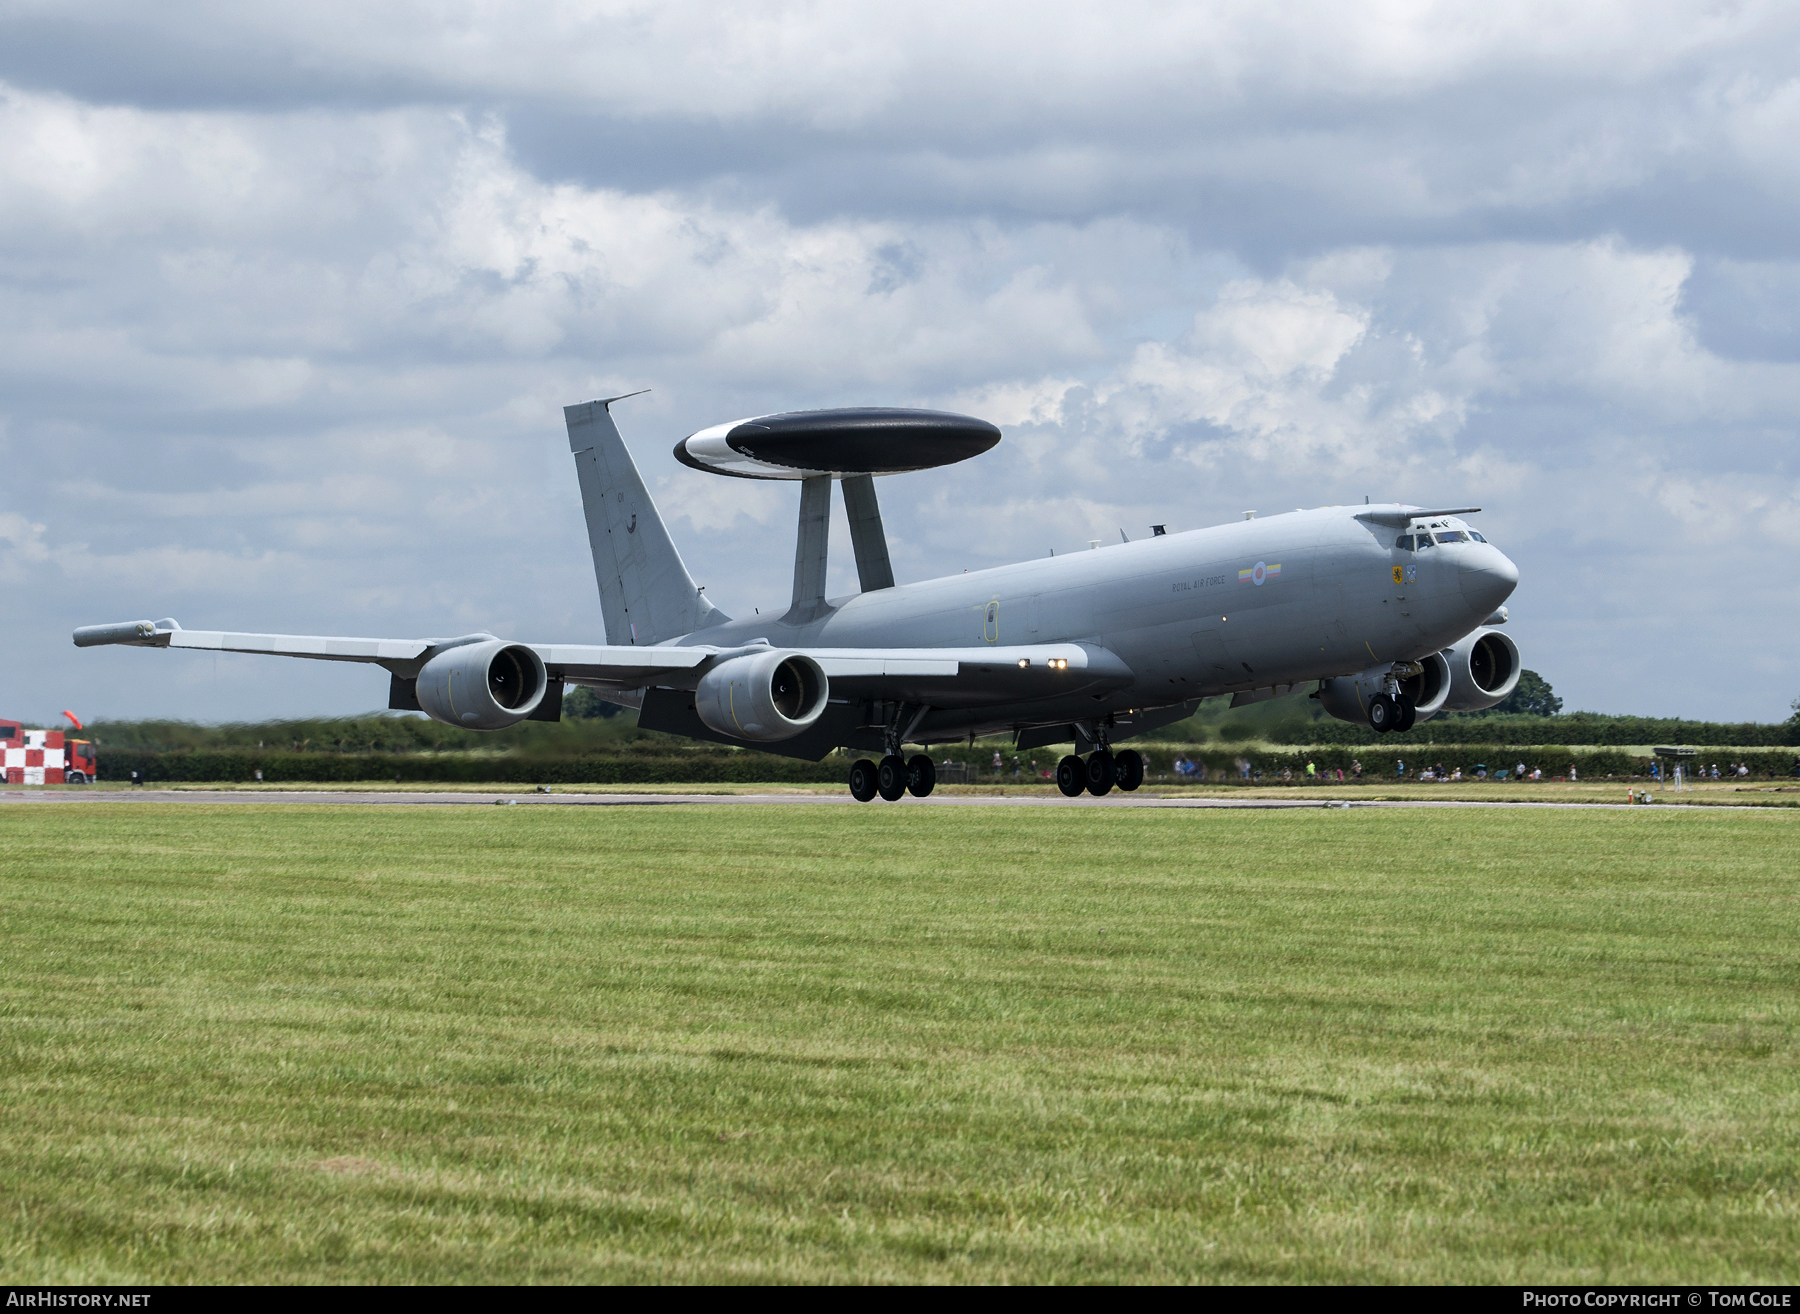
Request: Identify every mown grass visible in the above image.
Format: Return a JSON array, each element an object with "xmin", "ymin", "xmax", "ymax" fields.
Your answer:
[{"xmin": 2, "ymin": 803, "xmax": 1797, "ymax": 1283}]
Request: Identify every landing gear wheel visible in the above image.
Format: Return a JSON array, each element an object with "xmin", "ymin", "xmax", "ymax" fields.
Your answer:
[
  {"xmin": 1393, "ymin": 694, "xmax": 1417, "ymax": 733},
  {"xmin": 876, "ymin": 754, "xmax": 908, "ymax": 801},
  {"xmin": 1055, "ymin": 755, "xmax": 1087, "ymax": 797},
  {"xmin": 906, "ymin": 754, "xmax": 936, "ymax": 798},
  {"xmin": 848, "ymin": 758, "xmax": 878, "ymax": 802},
  {"xmin": 1086, "ymin": 750, "xmax": 1116, "ymax": 796},
  {"xmin": 1368, "ymin": 694, "xmax": 1397, "ymax": 734},
  {"xmin": 1114, "ymin": 749, "xmax": 1144, "ymax": 792}
]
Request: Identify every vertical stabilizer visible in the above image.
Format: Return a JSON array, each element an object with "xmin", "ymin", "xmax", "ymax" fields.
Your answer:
[{"xmin": 566, "ymin": 399, "xmax": 728, "ymax": 645}]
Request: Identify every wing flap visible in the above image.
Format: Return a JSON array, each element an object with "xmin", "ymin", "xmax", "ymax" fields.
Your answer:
[
  {"xmin": 814, "ymin": 656, "xmax": 959, "ymax": 677},
  {"xmin": 805, "ymin": 642, "xmax": 1133, "ymax": 708},
  {"xmin": 533, "ymin": 644, "xmax": 710, "ymax": 684}
]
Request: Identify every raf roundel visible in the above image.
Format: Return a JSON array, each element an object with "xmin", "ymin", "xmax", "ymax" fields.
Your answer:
[{"xmin": 674, "ymin": 407, "xmax": 1001, "ymax": 481}]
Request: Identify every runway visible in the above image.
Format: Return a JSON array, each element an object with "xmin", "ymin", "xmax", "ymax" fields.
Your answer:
[{"xmin": 0, "ymin": 788, "xmax": 1750, "ymax": 811}]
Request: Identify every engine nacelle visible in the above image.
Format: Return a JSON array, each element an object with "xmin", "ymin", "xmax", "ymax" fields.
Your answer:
[
  {"xmin": 416, "ymin": 639, "xmax": 548, "ymax": 729},
  {"xmin": 695, "ymin": 651, "xmax": 829, "ymax": 741},
  {"xmin": 1442, "ymin": 626, "xmax": 1521, "ymax": 712},
  {"xmin": 1318, "ymin": 652, "xmax": 1452, "ymax": 727}
]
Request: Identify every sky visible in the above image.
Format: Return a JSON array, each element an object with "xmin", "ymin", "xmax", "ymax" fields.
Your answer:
[{"xmin": 3, "ymin": 0, "xmax": 1797, "ymax": 724}]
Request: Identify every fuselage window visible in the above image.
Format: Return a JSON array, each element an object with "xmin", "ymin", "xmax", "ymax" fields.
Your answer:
[{"xmin": 1395, "ymin": 535, "xmax": 1414, "ymax": 551}]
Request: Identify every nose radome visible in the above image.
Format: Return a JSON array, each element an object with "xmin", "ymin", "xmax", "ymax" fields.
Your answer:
[{"xmin": 1459, "ymin": 546, "xmax": 1519, "ymax": 615}]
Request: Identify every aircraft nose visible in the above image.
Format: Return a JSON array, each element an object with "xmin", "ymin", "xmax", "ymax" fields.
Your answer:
[{"xmin": 1459, "ymin": 545, "xmax": 1519, "ymax": 615}]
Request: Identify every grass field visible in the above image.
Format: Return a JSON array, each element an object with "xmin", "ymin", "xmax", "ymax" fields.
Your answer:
[{"xmin": 3, "ymin": 803, "xmax": 1798, "ymax": 1283}]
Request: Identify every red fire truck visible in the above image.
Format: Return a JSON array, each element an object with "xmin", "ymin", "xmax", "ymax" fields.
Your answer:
[{"xmin": 1, "ymin": 720, "xmax": 98, "ymax": 784}]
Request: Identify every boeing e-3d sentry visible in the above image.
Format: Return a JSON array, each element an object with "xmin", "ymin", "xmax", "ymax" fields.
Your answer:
[{"xmin": 75, "ymin": 399, "xmax": 1522, "ymax": 800}]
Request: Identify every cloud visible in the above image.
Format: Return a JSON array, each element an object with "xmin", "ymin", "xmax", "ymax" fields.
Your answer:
[{"xmin": 1, "ymin": 5, "xmax": 1798, "ymax": 723}]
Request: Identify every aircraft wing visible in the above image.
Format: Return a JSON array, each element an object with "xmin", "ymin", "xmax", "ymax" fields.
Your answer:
[
  {"xmin": 71, "ymin": 621, "xmax": 709, "ymax": 683},
  {"xmin": 75, "ymin": 621, "xmax": 434, "ymax": 663},
  {"xmin": 73, "ymin": 620, "xmax": 1129, "ymax": 705}
]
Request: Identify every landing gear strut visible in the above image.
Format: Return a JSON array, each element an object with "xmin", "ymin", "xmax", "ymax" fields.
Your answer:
[
  {"xmin": 850, "ymin": 704, "xmax": 936, "ymax": 801},
  {"xmin": 1055, "ymin": 721, "xmax": 1144, "ymax": 798}
]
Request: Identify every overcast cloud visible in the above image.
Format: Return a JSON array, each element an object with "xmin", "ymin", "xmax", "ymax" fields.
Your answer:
[{"xmin": 3, "ymin": 0, "xmax": 1797, "ymax": 723}]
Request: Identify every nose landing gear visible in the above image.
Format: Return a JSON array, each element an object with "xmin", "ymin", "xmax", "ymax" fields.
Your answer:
[{"xmin": 1368, "ymin": 692, "xmax": 1418, "ymax": 734}]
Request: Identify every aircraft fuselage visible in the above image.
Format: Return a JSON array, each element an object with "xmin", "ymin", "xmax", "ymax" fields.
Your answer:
[{"xmin": 676, "ymin": 505, "xmax": 1518, "ymax": 737}]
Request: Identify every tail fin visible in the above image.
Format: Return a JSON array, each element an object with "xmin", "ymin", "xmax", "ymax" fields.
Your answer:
[{"xmin": 565, "ymin": 398, "xmax": 728, "ymax": 645}]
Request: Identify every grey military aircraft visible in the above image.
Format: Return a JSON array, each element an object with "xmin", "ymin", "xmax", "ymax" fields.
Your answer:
[{"xmin": 75, "ymin": 399, "xmax": 1521, "ymax": 800}]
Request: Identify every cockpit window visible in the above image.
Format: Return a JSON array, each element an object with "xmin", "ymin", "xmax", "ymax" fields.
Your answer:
[
  {"xmin": 1468, "ymin": 530, "xmax": 1488, "ymax": 543},
  {"xmin": 1395, "ymin": 535, "xmax": 1414, "ymax": 551},
  {"xmin": 1435, "ymin": 531, "xmax": 1468, "ymax": 544},
  {"xmin": 1414, "ymin": 533, "xmax": 1433, "ymax": 548}
]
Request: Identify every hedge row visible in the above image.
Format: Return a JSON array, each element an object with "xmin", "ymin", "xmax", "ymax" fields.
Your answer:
[
  {"xmin": 96, "ymin": 750, "xmax": 843, "ymax": 785},
  {"xmin": 1132, "ymin": 745, "xmax": 1800, "ymax": 781},
  {"xmin": 1279, "ymin": 714, "xmax": 1800, "ymax": 748},
  {"xmin": 91, "ymin": 745, "xmax": 1800, "ymax": 785}
]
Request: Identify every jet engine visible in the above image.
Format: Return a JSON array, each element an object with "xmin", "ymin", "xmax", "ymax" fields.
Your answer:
[
  {"xmin": 1441, "ymin": 626, "xmax": 1521, "ymax": 712},
  {"xmin": 1318, "ymin": 652, "xmax": 1452, "ymax": 729},
  {"xmin": 695, "ymin": 650, "xmax": 829, "ymax": 741},
  {"xmin": 416, "ymin": 638, "xmax": 548, "ymax": 729}
]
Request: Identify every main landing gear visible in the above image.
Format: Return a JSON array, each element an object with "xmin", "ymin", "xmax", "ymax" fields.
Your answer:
[
  {"xmin": 849, "ymin": 753, "xmax": 936, "ymax": 802},
  {"xmin": 1055, "ymin": 748, "xmax": 1144, "ymax": 797},
  {"xmin": 1367, "ymin": 693, "xmax": 1417, "ymax": 734}
]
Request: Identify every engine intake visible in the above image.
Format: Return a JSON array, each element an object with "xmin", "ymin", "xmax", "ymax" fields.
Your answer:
[
  {"xmin": 416, "ymin": 639, "xmax": 548, "ymax": 730},
  {"xmin": 695, "ymin": 650, "xmax": 829, "ymax": 741},
  {"xmin": 1442, "ymin": 626, "xmax": 1521, "ymax": 712}
]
